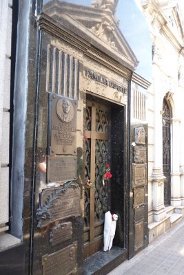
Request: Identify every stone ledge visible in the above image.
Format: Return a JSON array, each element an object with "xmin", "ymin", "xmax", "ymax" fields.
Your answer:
[
  {"xmin": 83, "ymin": 247, "xmax": 127, "ymax": 275},
  {"xmin": 0, "ymin": 233, "xmax": 21, "ymax": 252},
  {"xmin": 170, "ymin": 213, "xmax": 182, "ymax": 225},
  {"xmin": 148, "ymin": 211, "xmax": 183, "ymax": 243},
  {"xmin": 148, "ymin": 216, "xmax": 171, "ymax": 243}
]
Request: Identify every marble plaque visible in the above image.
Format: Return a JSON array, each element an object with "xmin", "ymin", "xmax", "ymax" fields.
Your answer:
[
  {"xmin": 50, "ymin": 222, "xmax": 72, "ymax": 246},
  {"xmin": 135, "ymin": 221, "xmax": 144, "ymax": 251},
  {"xmin": 132, "ymin": 163, "xmax": 146, "ymax": 187},
  {"xmin": 48, "ymin": 155, "xmax": 77, "ymax": 182}
]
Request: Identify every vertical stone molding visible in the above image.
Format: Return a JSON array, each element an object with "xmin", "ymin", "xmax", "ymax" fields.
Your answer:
[
  {"xmin": 152, "ymin": 168, "xmax": 166, "ymax": 222},
  {"xmin": 180, "ymin": 166, "xmax": 184, "ymax": 205},
  {"xmin": 171, "ymin": 118, "xmax": 181, "ymax": 206}
]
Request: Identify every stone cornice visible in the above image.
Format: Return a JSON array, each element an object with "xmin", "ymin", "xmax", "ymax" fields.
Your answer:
[
  {"xmin": 143, "ymin": 1, "xmax": 184, "ymax": 56},
  {"xmin": 37, "ymin": 13, "xmax": 132, "ymax": 80},
  {"xmin": 132, "ymin": 72, "xmax": 151, "ymax": 89}
]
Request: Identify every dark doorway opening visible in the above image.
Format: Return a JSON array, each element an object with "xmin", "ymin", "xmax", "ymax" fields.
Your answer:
[
  {"xmin": 83, "ymin": 95, "xmax": 127, "ymax": 261},
  {"xmin": 162, "ymin": 97, "xmax": 171, "ymax": 206}
]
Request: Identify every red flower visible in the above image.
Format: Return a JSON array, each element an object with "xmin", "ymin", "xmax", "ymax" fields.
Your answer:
[{"xmin": 104, "ymin": 171, "xmax": 112, "ymax": 179}]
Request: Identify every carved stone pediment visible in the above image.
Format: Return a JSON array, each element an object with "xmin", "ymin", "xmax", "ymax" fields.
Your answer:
[
  {"xmin": 43, "ymin": 0, "xmax": 138, "ymax": 70},
  {"xmin": 92, "ymin": 0, "xmax": 118, "ymax": 14}
]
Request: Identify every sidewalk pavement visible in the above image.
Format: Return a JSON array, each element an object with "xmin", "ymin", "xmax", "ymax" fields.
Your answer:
[{"xmin": 108, "ymin": 219, "xmax": 184, "ymax": 275}]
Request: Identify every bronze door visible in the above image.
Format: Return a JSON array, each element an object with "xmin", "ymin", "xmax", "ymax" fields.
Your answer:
[
  {"xmin": 84, "ymin": 99, "xmax": 111, "ymax": 258},
  {"xmin": 129, "ymin": 124, "xmax": 148, "ymax": 258}
]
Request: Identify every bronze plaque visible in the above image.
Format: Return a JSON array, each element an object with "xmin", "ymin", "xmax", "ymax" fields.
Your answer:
[
  {"xmin": 135, "ymin": 221, "xmax": 144, "ymax": 251},
  {"xmin": 48, "ymin": 156, "xmax": 77, "ymax": 182},
  {"xmin": 132, "ymin": 164, "xmax": 146, "ymax": 187},
  {"xmin": 134, "ymin": 146, "xmax": 146, "ymax": 163},
  {"xmin": 37, "ymin": 185, "xmax": 80, "ymax": 228},
  {"xmin": 49, "ymin": 94, "xmax": 77, "ymax": 155},
  {"xmin": 42, "ymin": 243, "xmax": 77, "ymax": 275},
  {"xmin": 134, "ymin": 205, "xmax": 145, "ymax": 222},
  {"xmin": 50, "ymin": 222, "xmax": 72, "ymax": 246},
  {"xmin": 134, "ymin": 187, "xmax": 145, "ymax": 207}
]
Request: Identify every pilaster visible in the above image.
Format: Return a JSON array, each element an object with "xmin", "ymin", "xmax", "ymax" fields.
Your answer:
[
  {"xmin": 152, "ymin": 168, "xmax": 166, "ymax": 222},
  {"xmin": 171, "ymin": 118, "xmax": 181, "ymax": 206}
]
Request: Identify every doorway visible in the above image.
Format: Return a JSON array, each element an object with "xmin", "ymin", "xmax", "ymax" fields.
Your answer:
[
  {"xmin": 83, "ymin": 97, "xmax": 111, "ymax": 258},
  {"xmin": 162, "ymin": 97, "xmax": 171, "ymax": 206},
  {"xmin": 83, "ymin": 95, "xmax": 127, "ymax": 259}
]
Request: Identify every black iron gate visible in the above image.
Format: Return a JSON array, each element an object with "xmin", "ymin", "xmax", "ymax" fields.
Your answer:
[{"xmin": 162, "ymin": 98, "xmax": 171, "ymax": 206}]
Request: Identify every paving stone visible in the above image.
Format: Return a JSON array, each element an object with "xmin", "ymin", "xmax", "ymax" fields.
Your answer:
[{"xmin": 108, "ymin": 219, "xmax": 184, "ymax": 275}]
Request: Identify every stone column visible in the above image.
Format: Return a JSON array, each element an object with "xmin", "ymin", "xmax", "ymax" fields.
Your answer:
[
  {"xmin": 151, "ymin": 63, "xmax": 165, "ymax": 222},
  {"xmin": 180, "ymin": 122, "xmax": 184, "ymax": 205}
]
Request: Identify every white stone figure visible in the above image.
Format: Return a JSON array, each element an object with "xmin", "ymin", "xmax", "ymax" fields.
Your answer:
[
  {"xmin": 92, "ymin": 0, "xmax": 118, "ymax": 14},
  {"xmin": 103, "ymin": 211, "xmax": 118, "ymax": 251}
]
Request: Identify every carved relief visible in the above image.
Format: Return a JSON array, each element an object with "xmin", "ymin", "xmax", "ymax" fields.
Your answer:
[
  {"xmin": 90, "ymin": 20, "xmax": 118, "ymax": 51},
  {"xmin": 134, "ymin": 146, "xmax": 146, "ymax": 163},
  {"xmin": 92, "ymin": 0, "xmax": 118, "ymax": 14},
  {"xmin": 135, "ymin": 126, "xmax": 146, "ymax": 145},
  {"xmin": 134, "ymin": 187, "xmax": 145, "ymax": 207},
  {"xmin": 36, "ymin": 181, "xmax": 80, "ymax": 228},
  {"xmin": 56, "ymin": 98, "xmax": 74, "ymax": 123}
]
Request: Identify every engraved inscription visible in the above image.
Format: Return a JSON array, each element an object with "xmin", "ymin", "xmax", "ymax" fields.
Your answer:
[
  {"xmin": 135, "ymin": 221, "xmax": 144, "ymax": 251},
  {"xmin": 37, "ymin": 184, "xmax": 80, "ymax": 228},
  {"xmin": 50, "ymin": 222, "xmax": 72, "ymax": 246},
  {"xmin": 134, "ymin": 205, "xmax": 145, "ymax": 222},
  {"xmin": 132, "ymin": 164, "xmax": 146, "ymax": 187},
  {"xmin": 48, "ymin": 156, "xmax": 77, "ymax": 182},
  {"xmin": 42, "ymin": 243, "xmax": 77, "ymax": 275},
  {"xmin": 84, "ymin": 68, "xmax": 127, "ymax": 94},
  {"xmin": 50, "ymin": 94, "xmax": 77, "ymax": 155},
  {"xmin": 134, "ymin": 187, "xmax": 145, "ymax": 207},
  {"xmin": 135, "ymin": 127, "xmax": 146, "ymax": 145},
  {"xmin": 134, "ymin": 146, "xmax": 146, "ymax": 163}
]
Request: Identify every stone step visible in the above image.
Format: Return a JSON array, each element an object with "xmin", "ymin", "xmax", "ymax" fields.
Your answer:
[
  {"xmin": 165, "ymin": 206, "xmax": 175, "ymax": 217},
  {"xmin": 170, "ymin": 213, "xmax": 182, "ymax": 226}
]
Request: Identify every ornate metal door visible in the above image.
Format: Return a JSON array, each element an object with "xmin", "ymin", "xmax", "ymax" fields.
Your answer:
[
  {"xmin": 162, "ymin": 98, "xmax": 171, "ymax": 206},
  {"xmin": 129, "ymin": 124, "xmax": 148, "ymax": 258},
  {"xmin": 84, "ymin": 99, "xmax": 111, "ymax": 258}
]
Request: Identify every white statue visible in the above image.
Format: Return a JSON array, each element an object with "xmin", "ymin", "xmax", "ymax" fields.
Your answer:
[
  {"xmin": 103, "ymin": 211, "xmax": 118, "ymax": 251},
  {"xmin": 92, "ymin": 0, "xmax": 118, "ymax": 14}
]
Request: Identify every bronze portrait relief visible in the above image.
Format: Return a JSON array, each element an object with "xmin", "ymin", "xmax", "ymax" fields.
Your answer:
[{"xmin": 56, "ymin": 98, "xmax": 74, "ymax": 123}]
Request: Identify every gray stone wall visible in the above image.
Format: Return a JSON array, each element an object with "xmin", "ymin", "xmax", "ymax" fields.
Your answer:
[{"xmin": 0, "ymin": 0, "xmax": 12, "ymax": 228}]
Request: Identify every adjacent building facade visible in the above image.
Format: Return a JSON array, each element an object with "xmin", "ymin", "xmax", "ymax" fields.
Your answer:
[{"xmin": 137, "ymin": 0, "xmax": 184, "ymax": 241}]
